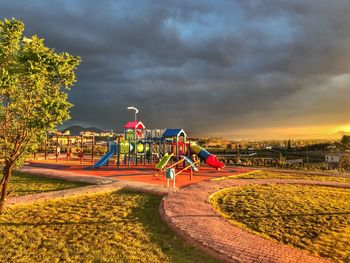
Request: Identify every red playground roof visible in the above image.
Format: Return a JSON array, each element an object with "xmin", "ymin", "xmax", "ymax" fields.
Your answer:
[{"xmin": 123, "ymin": 121, "xmax": 145, "ymax": 129}]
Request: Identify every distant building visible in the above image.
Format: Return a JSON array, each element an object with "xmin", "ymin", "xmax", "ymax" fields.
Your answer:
[
  {"xmin": 325, "ymin": 153, "xmax": 344, "ymax": 163},
  {"xmin": 79, "ymin": 131, "xmax": 114, "ymax": 137},
  {"xmin": 80, "ymin": 131, "xmax": 97, "ymax": 136},
  {"xmin": 98, "ymin": 132, "xmax": 113, "ymax": 137}
]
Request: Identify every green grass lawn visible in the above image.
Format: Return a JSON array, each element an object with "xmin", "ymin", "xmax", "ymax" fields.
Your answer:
[
  {"xmin": 8, "ymin": 172, "xmax": 90, "ymax": 197},
  {"xmin": 0, "ymin": 190, "xmax": 219, "ymax": 263},
  {"xmin": 210, "ymin": 184, "xmax": 350, "ymax": 262},
  {"xmin": 228, "ymin": 170, "xmax": 350, "ymax": 183}
]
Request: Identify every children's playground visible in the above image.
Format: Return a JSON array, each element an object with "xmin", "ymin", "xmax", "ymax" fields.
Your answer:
[{"xmin": 30, "ymin": 120, "xmax": 252, "ymax": 187}]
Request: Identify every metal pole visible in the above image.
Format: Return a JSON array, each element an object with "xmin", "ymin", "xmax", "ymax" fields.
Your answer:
[
  {"xmin": 158, "ymin": 140, "xmax": 161, "ymax": 160},
  {"xmin": 135, "ymin": 127, "xmax": 137, "ymax": 166},
  {"xmin": 127, "ymin": 106, "xmax": 138, "ymax": 122},
  {"xmin": 44, "ymin": 133, "xmax": 48, "ymax": 160},
  {"xmin": 176, "ymin": 136, "xmax": 179, "ymax": 168},
  {"xmin": 56, "ymin": 134, "xmax": 58, "ymax": 163},
  {"xmin": 80, "ymin": 134, "xmax": 83, "ymax": 165},
  {"xmin": 149, "ymin": 141, "xmax": 153, "ymax": 164},
  {"xmin": 91, "ymin": 135, "xmax": 95, "ymax": 163},
  {"xmin": 128, "ymin": 139, "xmax": 131, "ymax": 167},
  {"xmin": 117, "ymin": 137, "xmax": 120, "ymax": 168},
  {"xmin": 67, "ymin": 136, "xmax": 70, "ymax": 162},
  {"xmin": 184, "ymin": 135, "xmax": 187, "ymax": 157},
  {"xmin": 106, "ymin": 141, "xmax": 109, "ymax": 166}
]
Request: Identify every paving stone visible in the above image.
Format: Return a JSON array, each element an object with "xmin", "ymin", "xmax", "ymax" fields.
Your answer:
[
  {"xmin": 11, "ymin": 165, "xmax": 350, "ymax": 262},
  {"xmin": 160, "ymin": 178, "xmax": 350, "ymax": 262},
  {"xmin": 9, "ymin": 166, "xmax": 176, "ymax": 206}
]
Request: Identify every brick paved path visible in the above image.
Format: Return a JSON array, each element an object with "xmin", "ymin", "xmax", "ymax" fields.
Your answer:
[
  {"xmin": 19, "ymin": 165, "xmax": 115, "ymax": 185},
  {"xmin": 8, "ymin": 166, "xmax": 176, "ymax": 207},
  {"xmin": 161, "ymin": 178, "xmax": 350, "ymax": 263},
  {"xmin": 12, "ymin": 166, "xmax": 350, "ymax": 262}
]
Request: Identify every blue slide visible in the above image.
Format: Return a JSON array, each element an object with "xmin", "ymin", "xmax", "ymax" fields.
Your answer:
[
  {"xmin": 181, "ymin": 155, "xmax": 199, "ymax": 172},
  {"xmin": 94, "ymin": 146, "xmax": 116, "ymax": 168}
]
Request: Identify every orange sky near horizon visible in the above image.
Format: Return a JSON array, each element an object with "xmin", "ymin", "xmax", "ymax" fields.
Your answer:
[{"xmin": 211, "ymin": 123, "xmax": 350, "ymax": 140}]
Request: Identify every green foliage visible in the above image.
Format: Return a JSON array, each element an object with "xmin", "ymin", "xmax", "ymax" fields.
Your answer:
[
  {"xmin": 0, "ymin": 18, "xmax": 80, "ymax": 167},
  {"xmin": 9, "ymin": 172, "xmax": 90, "ymax": 197},
  {"xmin": 211, "ymin": 184, "xmax": 350, "ymax": 262},
  {"xmin": 340, "ymin": 155, "xmax": 350, "ymax": 171},
  {"xmin": 341, "ymin": 135, "xmax": 350, "ymax": 150},
  {"xmin": 0, "ymin": 190, "xmax": 219, "ymax": 263}
]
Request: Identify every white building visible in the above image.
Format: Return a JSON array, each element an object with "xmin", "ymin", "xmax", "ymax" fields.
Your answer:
[{"xmin": 325, "ymin": 154, "xmax": 344, "ymax": 163}]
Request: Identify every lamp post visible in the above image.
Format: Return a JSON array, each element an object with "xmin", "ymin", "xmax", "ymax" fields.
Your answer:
[{"xmin": 127, "ymin": 106, "xmax": 138, "ymax": 122}]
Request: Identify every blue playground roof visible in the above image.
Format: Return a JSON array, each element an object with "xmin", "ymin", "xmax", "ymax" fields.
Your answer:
[{"xmin": 162, "ymin": 129, "xmax": 187, "ymax": 138}]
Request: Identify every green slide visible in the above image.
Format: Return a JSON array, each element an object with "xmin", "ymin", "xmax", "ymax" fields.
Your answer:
[{"xmin": 156, "ymin": 153, "xmax": 174, "ymax": 170}]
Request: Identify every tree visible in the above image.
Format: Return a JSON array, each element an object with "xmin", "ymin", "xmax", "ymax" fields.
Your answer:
[
  {"xmin": 0, "ymin": 18, "xmax": 80, "ymax": 213},
  {"xmin": 341, "ymin": 135, "xmax": 350, "ymax": 150},
  {"xmin": 340, "ymin": 154, "xmax": 350, "ymax": 171}
]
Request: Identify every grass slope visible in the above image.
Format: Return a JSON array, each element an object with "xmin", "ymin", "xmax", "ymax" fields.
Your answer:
[
  {"xmin": 210, "ymin": 184, "xmax": 350, "ymax": 262},
  {"xmin": 0, "ymin": 190, "xmax": 219, "ymax": 263},
  {"xmin": 8, "ymin": 172, "xmax": 90, "ymax": 197}
]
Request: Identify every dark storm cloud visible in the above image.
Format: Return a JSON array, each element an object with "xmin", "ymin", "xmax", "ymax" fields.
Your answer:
[{"xmin": 1, "ymin": 0, "xmax": 350, "ymax": 137}]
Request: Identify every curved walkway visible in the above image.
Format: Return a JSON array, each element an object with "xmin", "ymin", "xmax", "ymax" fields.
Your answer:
[
  {"xmin": 12, "ymin": 165, "xmax": 350, "ymax": 262},
  {"xmin": 8, "ymin": 166, "xmax": 176, "ymax": 207},
  {"xmin": 160, "ymin": 178, "xmax": 350, "ymax": 263}
]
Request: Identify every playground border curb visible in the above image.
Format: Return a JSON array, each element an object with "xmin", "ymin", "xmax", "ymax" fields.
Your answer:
[
  {"xmin": 9, "ymin": 165, "xmax": 178, "ymax": 207},
  {"xmin": 19, "ymin": 165, "xmax": 115, "ymax": 185},
  {"xmin": 7, "ymin": 184, "xmax": 120, "ymax": 206},
  {"xmin": 160, "ymin": 178, "xmax": 350, "ymax": 263}
]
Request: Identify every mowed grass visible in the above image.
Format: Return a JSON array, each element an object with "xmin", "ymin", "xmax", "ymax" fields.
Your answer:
[
  {"xmin": 8, "ymin": 172, "xmax": 90, "ymax": 197},
  {"xmin": 228, "ymin": 170, "xmax": 350, "ymax": 183},
  {"xmin": 210, "ymin": 184, "xmax": 350, "ymax": 262},
  {"xmin": 0, "ymin": 190, "xmax": 219, "ymax": 263}
]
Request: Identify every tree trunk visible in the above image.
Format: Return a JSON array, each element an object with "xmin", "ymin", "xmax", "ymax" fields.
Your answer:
[{"xmin": 0, "ymin": 161, "xmax": 14, "ymax": 214}]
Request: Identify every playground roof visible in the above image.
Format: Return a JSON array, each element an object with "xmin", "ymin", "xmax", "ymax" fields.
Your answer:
[
  {"xmin": 162, "ymin": 129, "xmax": 187, "ymax": 138},
  {"xmin": 124, "ymin": 121, "xmax": 145, "ymax": 129}
]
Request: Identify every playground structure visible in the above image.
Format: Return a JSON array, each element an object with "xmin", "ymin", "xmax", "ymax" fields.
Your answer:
[
  {"xmin": 93, "ymin": 120, "xmax": 225, "ymax": 174},
  {"xmin": 163, "ymin": 156, "xmax": 200, "ymax": 187},
  {"xmin": 27, "ymin": 108, "xmax": 252, "ymax": 189},
  {"xmin": 32, "ymin": 131, "xmax": 100, "ymax": 164},
  {"xmin": 31, "ymin": 113, "xmax": 225, "ymax": 187}
]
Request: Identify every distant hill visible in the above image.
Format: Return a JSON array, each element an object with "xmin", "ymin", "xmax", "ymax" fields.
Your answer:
[
  {"xmin": 332, "ymin": 131, "xmax": 350, "ymax": 138},
  {"xmin": 61, "ymin": 125, "xmax": 103, "ymax": 136}
]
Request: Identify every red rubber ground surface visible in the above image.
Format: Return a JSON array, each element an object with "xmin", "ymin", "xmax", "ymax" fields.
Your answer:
[{"xmin": 29, "ymin": 158, "xmax": 253, "ymax": 187}]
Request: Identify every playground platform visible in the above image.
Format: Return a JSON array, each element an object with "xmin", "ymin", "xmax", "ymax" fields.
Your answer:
[{"xmin": 27, "ymin": 159, "xmax": 253, "ymax": 187}]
